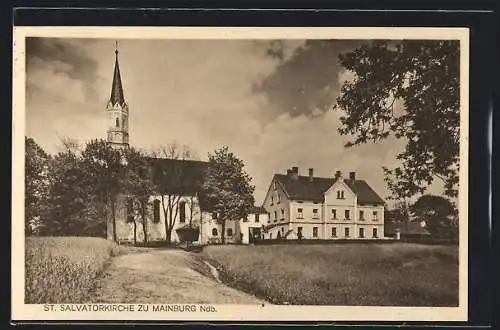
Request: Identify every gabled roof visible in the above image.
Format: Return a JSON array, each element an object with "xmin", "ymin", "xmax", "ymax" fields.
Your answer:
[
  {"xmin": 274, "ymin": 174, "xmax": 385, "ymax": 205},
  {"xmin": 145, "ymin": 157, "xmax": 208, "ymax": 195}
]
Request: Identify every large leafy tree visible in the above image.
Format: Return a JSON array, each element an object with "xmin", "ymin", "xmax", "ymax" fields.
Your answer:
[
  {"xmin": 334, "ymin": 40, "xmax": 460, "ymax": 199},
  {"xmin": 80, "ymin": 139, "xmax": 124, "ymax": 242},
  {"xmin": 202, "ymin": 146, "xmax": 255, "ymax": 244},
  {"xmin": 25, "ymin": 137, "xmax": 51, "ymax": 235},
  {"xmin": 45, "ymin": 147, "xmax": 95, "ymax": 235},
  {"xmin": 410, "ymin": 194, "xmax": 457, "ymax": 238}
]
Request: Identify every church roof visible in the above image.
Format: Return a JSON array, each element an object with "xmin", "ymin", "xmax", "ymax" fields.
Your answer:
[
  {"xmin": 145, "ymin": 157, "xmax": 208, "ymax": 195},
  {"xmin": 109, "ymin": 48, "xmax": 126, "ymax": 107}
]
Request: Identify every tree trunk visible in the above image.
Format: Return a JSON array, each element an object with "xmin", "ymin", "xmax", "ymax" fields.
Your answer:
[
  {"xmin": 111, "ymin": 196, "xmax": 117, "ymax": 242},
  {"xmin": 166, "ymin": 228, "xmax": 172, "ymax": 245},
  {"xmin": 221, "ymin": 219, "xmax": 226, "ymax": 244},
  {"xmin": 141, "ymin": 202, "xmax": 148, "ymax": 246},
  {"xmin": 133, "ymin": 219, "xmax": 137, "ymax": 246}
]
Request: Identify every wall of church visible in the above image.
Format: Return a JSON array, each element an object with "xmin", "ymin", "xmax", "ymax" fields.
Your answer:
[{"xmin": 109, "ymin": 193, "xmax": 204, "ymax": 244}]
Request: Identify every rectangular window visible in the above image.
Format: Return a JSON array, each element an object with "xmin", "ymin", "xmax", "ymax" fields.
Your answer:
[
  {"xmin": 345, "ymin": 210, "xmax": 350, "ymax": 219},
  {"xmin": 373, "ymin": 211, "xmax": 378, "ymax": 221},
  {"xmin": 373, "ymin": 228, "xmax": 378, "ymax": 238},
  {"xmin": 271, "ymin": 196, "xmax": 274, "ymax": 205},
  {"xmin": 227, "ymin": 228, "xmax": 233, "ymax": 237},
  {"xmin": 212, "ymin": 212, "xmax": 218, "ymax": 220},
  {"xmin": 313, "ymin": 227, "xmax": 318, "ymax": 237},
  {"xmin": 359, "ymin": 210, "xmax": 364, "ymax": 220},
  {"xmin": 345, "ymin": 227, "xmax": 350, "ymax": 237},
  {"xmin": 332, "ymin": 227, "xmax": 337, "ymax": 237},
  {"xmin": 274, "ymin": 211, "xmax": 277, "ymax": 222},
  {"xmin": 281, "ymin": 209, "xmax": 285, "ymax": 220},
  {"xmin": 297, "ymin": 208, "xmax": 303, "ymax": 219},
  {"xmin": 153, "ymin": 199, "xmax": 160, "ymax": 223},
  {"xmin": 359, "ymin": 228, "xmax": 364, "ymax": 238},
  {"xmin": 255, "ymin": 213, "xmax": 260, "ymax": 223},
  {"xmin": 331, "ymin": 209, "xmax": 337, "ymax": 219},
  {"xmin": 179, "ymin": 201, "xmax": 186, "ymax": 223},
  {"xmin": 313, "ymin": 208, "xmax": 319, "ymax": 218},
  {"xmin": 277, "ymin": 194, "xmax": 281, "ymax": 204}
]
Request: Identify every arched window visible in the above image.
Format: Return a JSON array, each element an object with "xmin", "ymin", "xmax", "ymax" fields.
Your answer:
[
  {"xmin": 212, "ymin": 228, "xmax": 218, "ymax": 236},
  {"xmin": 179, "ymin": 201, "xmax": 186, "ymax": 223},
  {"xmin": 115, "ymin": 117, "xmax": 119, "ymax": 128},
  {"xmin": 122, "ymin": 117, "xmax": 126, "ymax": 129},
  {"xmin": 153, "ymin": 199, "xmax": 160, "ymax": 223}
]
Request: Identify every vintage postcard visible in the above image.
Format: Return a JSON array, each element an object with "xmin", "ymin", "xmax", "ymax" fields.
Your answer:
[{"xmin": 12, "ymin": 26, "xmax": 469, "ymax": 322}]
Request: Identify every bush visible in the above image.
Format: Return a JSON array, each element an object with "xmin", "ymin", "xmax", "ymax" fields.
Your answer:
[{"xmin": 25, "ymin": 237, "xmax": 122, "ymax": 304}]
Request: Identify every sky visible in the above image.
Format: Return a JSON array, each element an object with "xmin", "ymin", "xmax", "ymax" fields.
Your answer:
[{"xmin": 25, "ymin": 37, "xmax": 441, "ymax": 205}]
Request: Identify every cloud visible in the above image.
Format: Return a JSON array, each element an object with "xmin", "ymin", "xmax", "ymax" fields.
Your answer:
[{"xmin": 254, "ymin": 40, "xmax": 362, "ymax": 119}]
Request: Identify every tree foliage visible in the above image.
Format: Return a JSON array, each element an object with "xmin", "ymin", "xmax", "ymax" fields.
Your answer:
[
  {"xmin": 202, "ymin": 146, "xmax": 255, "ymax": 244},
  {"xmin": 25, "ymin": 137, "xmax": 51, "ymax": 235},
  {"xmin": 410, "ymin": 194, "xmax": 457, "ymax": 238},
  {"xmin": 334, "ymin": 40, "xmax": 460, "ymax": 199}
]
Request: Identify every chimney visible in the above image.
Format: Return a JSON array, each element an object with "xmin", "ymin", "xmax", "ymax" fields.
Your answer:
[
  {"xmin": 291, "ymin": 167, "xmax": 299, "ymax": 180},
  {"xmin": 349, "ymin": 171, "xmax": 356, "ymax": 181},
  {"xmin": 334, "ymin": 170, "xmax": 341, "ymax": 179},
  {"xmin": 308, "ymin": 168, "xmax": 314, "ymax": 182}
]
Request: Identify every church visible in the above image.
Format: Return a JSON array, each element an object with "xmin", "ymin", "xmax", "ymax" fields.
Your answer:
[{"xmin": 105, "ymin": 45, "xmax": 268, "ymax": 245}]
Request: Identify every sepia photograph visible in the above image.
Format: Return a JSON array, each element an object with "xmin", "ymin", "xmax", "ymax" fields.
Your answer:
[{"xmin": 12, "ymin": 27, "xmax": 468, "ymax": 321}]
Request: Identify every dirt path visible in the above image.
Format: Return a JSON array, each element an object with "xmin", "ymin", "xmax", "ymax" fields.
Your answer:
[{"xmin": 93, "ymin": 248, "xmax": 264, "ymax": 304}]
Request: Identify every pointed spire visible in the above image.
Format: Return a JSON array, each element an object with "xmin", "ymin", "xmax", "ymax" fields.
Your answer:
[{"xmin": 109, "ymin": 41, "xmax": 125, "ymax": 107}]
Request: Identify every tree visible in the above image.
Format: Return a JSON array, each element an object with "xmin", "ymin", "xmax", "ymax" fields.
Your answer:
[
  {"xmin": 45, "ymin": 147, "xmax": 93, "ymax": 235},
  {"xmin": 80, "ymin": 139, "xmax": 124, "ymax": 242},
  {"xmin": 202, "ymin": 146, "xmax": 255, "ymax": 244},
  {"xmin": 151, "ymin": 142, "xmax": 198, "ymax": 245},
  {"xmin": 334, "ymin": 40, "xmax": 460, "ymax": 199},
  {"xmin": 25, "ymin": 137, "xmax": 51, "ymax": 235},
  {"xmin": 410, "ymin": 194, "xmax": 457, "ymax": 238},
  {"xmin": 122, "ymin": 147, "xmax": 156, "ymax": 245}
]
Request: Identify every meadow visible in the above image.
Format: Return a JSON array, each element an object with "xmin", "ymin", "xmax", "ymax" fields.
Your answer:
[
  {"xmin": 202, "ymin": 243, "xmax": 459, "ymax": 306},
  {"xmin": 25, "ymin": 236, "xmax": 123, "ymax": 304}
]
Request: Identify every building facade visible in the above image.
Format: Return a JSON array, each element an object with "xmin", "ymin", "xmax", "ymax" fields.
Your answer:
[
  {"xmin": 262, "ymin": 167, "xmax": 386, "ymax": 240},
  {"xmin": 200, "ymin": 207, "xmax": 269, "ymax": 245}
]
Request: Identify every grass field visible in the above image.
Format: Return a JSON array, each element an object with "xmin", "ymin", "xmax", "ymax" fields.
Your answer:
[
  {"xmin": 25, "ymin": 236, "xmax": 123, "ymax": 304},
  {"xmin": 202, "ymin": 243, "xmax": 459, "ymax": 306}
]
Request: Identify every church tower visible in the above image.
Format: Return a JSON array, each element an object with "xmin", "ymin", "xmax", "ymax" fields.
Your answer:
[{"xmin": 106, "ymin": 42, "xmax": 129, "ymax": 149}]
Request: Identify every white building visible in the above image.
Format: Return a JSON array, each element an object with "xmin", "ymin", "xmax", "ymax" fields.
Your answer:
[{"xmin": 262, "ymin": 167, "xmax": 386, "ymax": 240}]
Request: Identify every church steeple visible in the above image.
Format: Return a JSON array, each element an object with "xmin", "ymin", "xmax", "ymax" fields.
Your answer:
[
  {"xmin": 106, "ymin": 41, "xmax": 129, "ymax": 149},
  {"xmin": 109, "ymin": 42, "xmax": 125, "ymax": 107}
]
